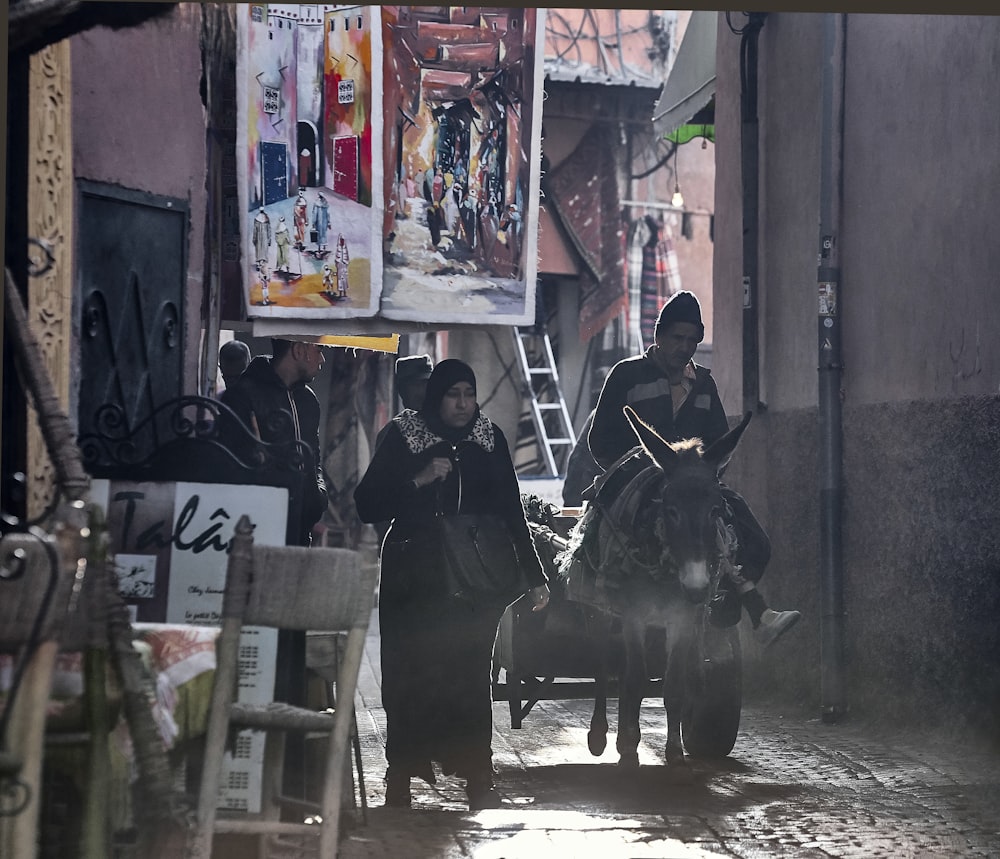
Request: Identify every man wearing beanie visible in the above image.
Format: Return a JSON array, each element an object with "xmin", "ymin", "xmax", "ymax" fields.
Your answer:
[{"xmin": 588, "ymin": 290, "xmax": 800, "ymax": 648}]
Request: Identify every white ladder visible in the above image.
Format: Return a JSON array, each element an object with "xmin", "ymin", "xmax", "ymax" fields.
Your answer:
[{"xmin": 512, "ymin": 328, "xmax": 575, "ymax": 476}]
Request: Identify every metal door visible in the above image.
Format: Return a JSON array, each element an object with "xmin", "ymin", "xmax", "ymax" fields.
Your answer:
[
  {"xmin": 332, "ymin": 135, "xmax": 359, "ymax": 201},
  {"xmin": 77, "ymin": 181, "xmax": 187, "ymax": 465},
  {"xmin": 261, "ymin": 140, "xmax": 289, "ymax": 204}
]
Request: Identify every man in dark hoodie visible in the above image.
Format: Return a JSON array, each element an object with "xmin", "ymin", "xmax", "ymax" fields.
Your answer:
[{"xmin": 220, "ymin": 337, "xmax": 329, "ymax": 547}]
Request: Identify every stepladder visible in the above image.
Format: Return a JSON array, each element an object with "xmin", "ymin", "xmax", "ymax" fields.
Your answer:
[{"xmin": 511, "ymin": 328, "xmax": 575, "ymax": 476}]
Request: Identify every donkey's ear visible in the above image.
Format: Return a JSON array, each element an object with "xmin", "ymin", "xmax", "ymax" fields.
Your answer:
[
  {"xmin": 624, "ymin": 405, "xmax": 678, "ymax": 471},
  {"xmin": 703, "ymin": 411, "xmax": 752, "ymax": 473}
]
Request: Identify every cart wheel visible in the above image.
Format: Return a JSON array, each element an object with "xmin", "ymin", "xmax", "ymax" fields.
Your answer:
[{"xmin": 681, "ymin": 627, "xmax": 742, "ymax": 758}]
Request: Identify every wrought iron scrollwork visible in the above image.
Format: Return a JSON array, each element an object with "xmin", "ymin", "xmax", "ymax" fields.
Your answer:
[
  {"xmin": 78, "ymin": 394, "xmax": 314, "ymax": 479},
  {"xmin": 0, "ymin": 773, "xmax": 31, "ymax": 818}
]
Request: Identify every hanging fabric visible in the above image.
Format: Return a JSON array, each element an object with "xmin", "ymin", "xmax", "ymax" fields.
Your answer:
[
  {"xmin": 625, "ymin": 216, "xmax": 653, "ymax": 354},
  {"xmin": 639, "ymin": 216, "xmax": 682, "ymax": 348}
]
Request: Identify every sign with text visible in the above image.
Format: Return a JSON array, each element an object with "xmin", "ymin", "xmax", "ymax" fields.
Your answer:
[{"xmin": 90, "ymin": 479, "xmax": 288, "ymax": 813}]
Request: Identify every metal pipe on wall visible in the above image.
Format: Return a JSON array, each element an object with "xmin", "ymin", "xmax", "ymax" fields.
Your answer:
[
  {"xmin": 817, "ymin": 12, "xmax": 848, "ymax": 722},
  {"xmin": 739, "ymin": 13, "xmax": 766, "ymax": 415}
]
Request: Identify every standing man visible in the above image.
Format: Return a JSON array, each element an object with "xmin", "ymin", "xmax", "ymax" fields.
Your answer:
[
  {"xmin": 216, "ymin": 339, "xmax": 251, "ymax": 399},
  {"xmin": 252, "ymin": 207, "xmax": 271, "ymax": 270},
  {"xmin": 219, "ymin": 338, "xmax": 330, "ymax": 798},
  {"xmin": 589, "ymin": 291, "xmax": 800, "ymax": 647},
  {"xmin": 220, "ymin": 338, "xmax": 328, "ymax": 547},
  {"xmin": 274, "ymin": 216, "xmax": 291, "ymax": 274},
  {"xmin": 312, "ymin": 193, "xmax": 331, "ymax": 253},
  {"xmin": 293, "ymin": 189, "xmax": 309, "ymax": 250},
  {"xmin": 334, "ymin": 234, "xmax": 350, "ymax": 299}
]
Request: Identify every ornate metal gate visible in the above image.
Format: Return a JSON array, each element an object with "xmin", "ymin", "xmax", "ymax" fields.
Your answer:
[{"xmin": 76, "ymin": 181, "xmax": 187, "ymax": 467}]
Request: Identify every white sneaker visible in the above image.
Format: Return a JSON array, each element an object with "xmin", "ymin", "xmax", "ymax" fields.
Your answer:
[{"xmin": 755, "ymin": 608, "xmax": 801, "ymax": 648}]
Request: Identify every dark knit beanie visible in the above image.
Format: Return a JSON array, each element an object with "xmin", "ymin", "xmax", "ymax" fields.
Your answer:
[
  {"xmin": 395, "ymin": 354, "xmax": 433, "ymax": 384},
  {"xmin": 653, "ymin": 290, "xmax": 705, "ymax": 342}
]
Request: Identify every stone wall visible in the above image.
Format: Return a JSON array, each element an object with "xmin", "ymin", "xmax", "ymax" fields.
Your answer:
[{"xmin": 729, "ymin": 397, "xmax": 1000, "ymax": 742}]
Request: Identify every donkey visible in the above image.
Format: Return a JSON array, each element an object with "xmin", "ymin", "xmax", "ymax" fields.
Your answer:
[{"xmin": 561, "ymin": 405, "xmax": 752, "ymax": 771}]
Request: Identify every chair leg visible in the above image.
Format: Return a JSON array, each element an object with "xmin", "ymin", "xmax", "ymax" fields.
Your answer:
[
  {"xmin": 259, "ymin": 730, "xmax": 287, "ymax": 821},
  {"xmin": 318, "ymin": 626, "xmax": 366, "ymax": 859},
  {"xmin": 81, "ymin": 649, "xmax": 112, "ymax": 859},
  {"xmin": 352, "ymin": 714, "xmax": 368, "ymax": 825},
  {"xmin": 0, "ymin": 641, "xmax": 58, "ymax": 859},
  {"xmin": 191, "ymin": 615, "xmax": 244, "ymax": 859},
  {"xmin": 323, "ymin": 646, "xmax": 366, "ymax": 825}
]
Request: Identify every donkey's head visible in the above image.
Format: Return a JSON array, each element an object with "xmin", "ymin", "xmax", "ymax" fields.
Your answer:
[{"xmin": 624, "ymin": 406, "xmax": 752, "ymax": 604}]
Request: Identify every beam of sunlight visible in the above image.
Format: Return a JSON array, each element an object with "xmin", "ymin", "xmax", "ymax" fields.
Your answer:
[{"xmin": 468, "ymin": 809, "xmax": 721, "ymax": 857}]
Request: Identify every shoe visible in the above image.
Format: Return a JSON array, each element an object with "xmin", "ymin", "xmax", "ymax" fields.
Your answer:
[
  {"xmin": 384, "ymin": 768, "xmax": 411, "ymax": 808},
  {"xmin": 466, "ymin": 776, "xmax": 502, "ymax": 810},
  {"xmin": 466, "ymin": 785, "xmax": 502, "ymax": 810},
  {"xmin": 755, "ymin": 608, "xmax": 801, "ymax": 648}
]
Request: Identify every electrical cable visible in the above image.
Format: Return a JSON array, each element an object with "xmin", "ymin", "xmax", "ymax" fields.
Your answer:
[{"xmin": 629, "ymin": 141, "xmax": 677, "ymax": 181}]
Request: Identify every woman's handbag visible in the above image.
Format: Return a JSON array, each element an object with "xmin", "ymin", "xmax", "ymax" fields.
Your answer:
[{"xmin": 438, "ymin": 513, "xmax": 529, "ymax": 607}]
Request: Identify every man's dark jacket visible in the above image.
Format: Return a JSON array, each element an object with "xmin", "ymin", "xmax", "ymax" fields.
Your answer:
[
  {"xmin": 220, "ymin": 356, "xmax": 328, "ymax": 545},
  {"xmin": 588, "ymin": 349, "xmax": 729, "ymax": 469}
]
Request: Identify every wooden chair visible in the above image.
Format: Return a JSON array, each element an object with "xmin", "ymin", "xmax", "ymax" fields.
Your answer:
[
  {"xmin": 189, "ymin": 515, "xmax": 377, "ymax": 859},
  {"xmin": 0, "ymin": 508, "xmax": 113, "ymax": 859},
  {"xmin": 1, "ymin": 528, "xmax": 68, "ymax": 859}
]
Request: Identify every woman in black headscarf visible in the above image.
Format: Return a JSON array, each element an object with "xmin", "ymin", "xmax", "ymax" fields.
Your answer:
[{"xmin": 355, "ymin": 358, "xmax": 550, "ymax": 810}]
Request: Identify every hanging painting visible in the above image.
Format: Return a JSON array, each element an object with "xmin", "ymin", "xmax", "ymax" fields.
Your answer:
[
  {"xmin": 237, "ymin": 6, "xmax": 545, "ymax": 329},
  {"xmin": 379, "ymin": 7, "xmax": 545, "ymax": 326},
  {"xmin": 238, "ymin": 3, "xmax": 383, "ymax": 319}
]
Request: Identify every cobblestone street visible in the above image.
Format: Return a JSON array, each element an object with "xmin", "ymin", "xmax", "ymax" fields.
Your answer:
[{"xmin": 338, "ymin": 611, "xmax": 1000, "ymax": 858}]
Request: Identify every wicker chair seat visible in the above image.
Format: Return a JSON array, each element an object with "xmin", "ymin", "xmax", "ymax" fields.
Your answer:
[{"xmin": 230, "ymin": 702, "xmax": 334, "ymax": 733}]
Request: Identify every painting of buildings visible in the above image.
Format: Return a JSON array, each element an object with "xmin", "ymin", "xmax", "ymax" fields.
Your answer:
[
  {"xmin": 238, "ymin": 3, "xmax": 382, "ymax": 319},
  {"xmin": 379, "ymin": 6, "xmax": 545, "ymax": 325}
]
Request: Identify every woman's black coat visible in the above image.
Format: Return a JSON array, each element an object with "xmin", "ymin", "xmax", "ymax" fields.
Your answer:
[{"xmin": 354, "ymin": 410, "xmax": 546, "ymax": 603}]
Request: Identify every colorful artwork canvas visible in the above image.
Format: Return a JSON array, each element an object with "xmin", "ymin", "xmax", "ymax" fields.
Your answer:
[
  {"xmin": 238, "ymin": 6, "xmax": 545, "ymax": 329},
  {"xmin": 379, "ymin": 7, "xmax": 545, "ymax": 326},
  {"xmin": 238, "ymin": 3, "xmax": 383, "ymax": 319}
]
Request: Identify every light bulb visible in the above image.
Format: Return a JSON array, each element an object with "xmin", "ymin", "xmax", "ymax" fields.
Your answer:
[{"xmin": 671, "ymin": 186, "xmax": 684, "ymax": 208}]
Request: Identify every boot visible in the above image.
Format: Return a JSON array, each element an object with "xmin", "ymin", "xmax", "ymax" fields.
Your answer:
[
  {"xmin": 465, "ymin": 774, "xmax": 502, "ymax": 810},
  {"xmin": 708, "ymin": 588, "xmax": 741, "ymax": 628},
  {"xmin": 384, "ymin": 767, "xmax": 412, "ymax": 808},
  {"xmin": 754, "ymin": 608, "xmax": 801, "ymax": 648}
]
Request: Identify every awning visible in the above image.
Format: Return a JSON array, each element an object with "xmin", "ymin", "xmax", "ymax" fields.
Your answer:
[
  {"xmin": 651, "ymin": 10, "xmax": 717, "ymax": 140},
  {"xmin": 250, "ymin": 318, "xmax": 401, "ymax": 353}
]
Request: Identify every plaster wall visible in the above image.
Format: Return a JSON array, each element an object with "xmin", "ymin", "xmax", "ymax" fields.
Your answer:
[
  {"xmin": 444, "ymin": 329, "xmax": 523, "ymax": 449},
  {"xmin": 840, "ymin": 15, "xmax": 1000, "ymax": 405},
  {"xmin": 719, "ymin": 13, "xmax": 1000, "ymax": 412},
  {"xmin": 70, "ymin": 4, "xmax": 208, "ymax": 393},
  {"xmin": 714, "ymin": 12, "xmax": 1000, "ymax": 738}
]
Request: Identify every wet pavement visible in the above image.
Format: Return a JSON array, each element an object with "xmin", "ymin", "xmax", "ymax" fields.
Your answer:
[{"xmin": 338, "ymin": 610, "xmax": 1000, "ymax": 858}]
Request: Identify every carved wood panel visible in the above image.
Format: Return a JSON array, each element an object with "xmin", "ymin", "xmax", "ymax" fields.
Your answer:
[{"xmin": 27, "ymin": 41, "xmax": 73, "ymax": 519}]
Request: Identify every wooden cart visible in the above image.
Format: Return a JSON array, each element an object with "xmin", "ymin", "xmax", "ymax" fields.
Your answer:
[
  {"xmin": 493, "ymin": 506, "xmax": 744, "ymax": 762},
  {"xmin": 492, "ymin": 513, "xmax": 666, "ymax": 729}
]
